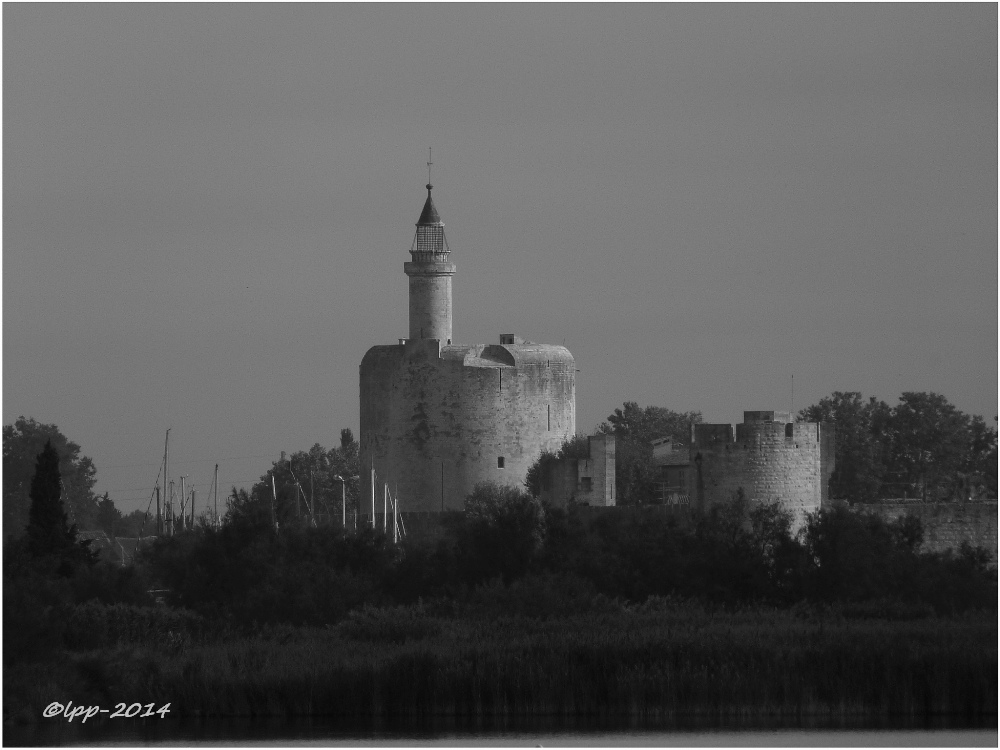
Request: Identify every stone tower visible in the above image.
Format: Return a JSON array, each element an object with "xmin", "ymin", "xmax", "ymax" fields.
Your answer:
[
  {"xmin": 360, "ymin": 181, "xmax": 576, "ymax": 512},
  {"xmin": 404, "ymin": 184, "xmax": 456, "ymax": 343},
  {"xmin": 689, "ymin": 411, "xmax": 835, "ymax": 531}
]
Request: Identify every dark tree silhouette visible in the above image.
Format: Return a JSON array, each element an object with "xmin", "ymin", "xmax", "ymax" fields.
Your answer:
[{"xmin": 25, "ymin": 440, "xmax": 95, "ymax": 572}]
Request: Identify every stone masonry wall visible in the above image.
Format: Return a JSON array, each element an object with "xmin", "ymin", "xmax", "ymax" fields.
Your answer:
[
  {"xmin": 360, "ymin": 337, "xmax": 575, "ymax": 512},
  {"xmin": 692, "ymin": 418, "xmax": 831, "ymax": 531},
  {"xmin": 407, "ymin": 272, "xmax": 453, "ymax": 342},
  {"xmin": 865, "ymin": 500, "xmax": 998, "ymax": 563}
]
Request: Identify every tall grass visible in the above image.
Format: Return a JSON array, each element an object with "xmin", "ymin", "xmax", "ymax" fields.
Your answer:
[{"xmin": 11, "ymin": 602, "xmax": 994, "ymax": 723}]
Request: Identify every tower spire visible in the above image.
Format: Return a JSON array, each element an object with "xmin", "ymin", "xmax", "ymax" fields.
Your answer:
[{"xmin": 404, "ymin": 159, "xmax": 455, "ymax": 343}]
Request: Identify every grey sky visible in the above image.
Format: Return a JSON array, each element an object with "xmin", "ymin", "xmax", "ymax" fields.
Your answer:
[{"xmin": 4, "ymin": 4, "xmax": 996, "ymax": 514}]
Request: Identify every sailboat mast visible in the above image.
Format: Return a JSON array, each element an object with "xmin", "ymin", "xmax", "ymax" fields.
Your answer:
[
  {"xmin": 163, "ymin": 429, "xmax": 170, "ymax": 535},
  {"xmin": 214, "ymin": 464, "xmax": 219, "ymax": 528}
]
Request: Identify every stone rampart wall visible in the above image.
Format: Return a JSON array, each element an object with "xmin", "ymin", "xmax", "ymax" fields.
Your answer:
[{"xmin": 863, "ymin": 500, "xmax": 998, "ymax": 563}]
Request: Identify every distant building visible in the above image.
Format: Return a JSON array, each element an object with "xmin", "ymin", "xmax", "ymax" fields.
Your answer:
[{"xmin": 538, "ymin": 434, "xmax": 616, "ymax": 508}]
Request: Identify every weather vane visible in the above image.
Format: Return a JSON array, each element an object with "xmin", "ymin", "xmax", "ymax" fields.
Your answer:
[{"xmin": 427, "ymin": 147, "xmax": 433, "ymax": 186}]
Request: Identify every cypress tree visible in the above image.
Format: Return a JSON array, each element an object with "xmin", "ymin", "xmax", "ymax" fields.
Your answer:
[{"xmin": 26, "ymin": 440, "xmax": 92, "ymax": 568}]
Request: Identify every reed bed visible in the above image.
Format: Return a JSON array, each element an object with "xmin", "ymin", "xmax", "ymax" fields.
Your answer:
[{"xmin": 25, "ymin": 603, "xmax": 995, "ymax": 723}]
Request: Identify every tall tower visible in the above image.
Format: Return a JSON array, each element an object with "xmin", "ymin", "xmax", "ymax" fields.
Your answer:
[{"xmin": 404, "ymin": 184, "xmax": 456, "ymax": 343}]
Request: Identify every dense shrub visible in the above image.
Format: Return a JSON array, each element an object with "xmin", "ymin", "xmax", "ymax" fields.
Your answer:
[
  {"xmin": 65, "ymin": 600, "xmax": 110, "ymax": 649},
  {"xmin": 335, "ymin": 603, "xmax": 441, "ymax": 643},
  {"xmin": 144, "ymin": 522, "xmax": 396, "ymax": 626}
]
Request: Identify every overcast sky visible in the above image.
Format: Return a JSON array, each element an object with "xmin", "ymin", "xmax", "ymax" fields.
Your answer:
[{"xmin": 4, "ymin": 4, "xmax": 997, "ymax": 514}]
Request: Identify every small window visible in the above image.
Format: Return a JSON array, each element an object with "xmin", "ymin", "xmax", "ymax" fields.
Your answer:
[
  {"xmin": 497, "ymin": 457, "xmax": 505, "ymax": 469},
  {"xmin": 580, "ymin": 477, "xmax": 592, "ymax": 493},
  {"xmin": 785, "ymin": 423, "xmax": 794, "ymax": 438}
]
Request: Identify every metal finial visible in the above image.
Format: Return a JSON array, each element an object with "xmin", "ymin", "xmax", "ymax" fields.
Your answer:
[{"xmin": 427, "ymin": 147, "xmax": 433, "ymax": 189}]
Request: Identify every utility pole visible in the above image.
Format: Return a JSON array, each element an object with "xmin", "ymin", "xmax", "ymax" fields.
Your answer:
[
  {"xmin": 190, "ymin": 489, "xmax": 196, "ymax": 528},
  {"xmin": 155, "ymin": 486, "xmax": 161, "ymax": 535}
]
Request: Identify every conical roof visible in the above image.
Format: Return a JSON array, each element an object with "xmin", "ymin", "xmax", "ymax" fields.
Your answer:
[{"xmin": 416, "ymin": 184, "xmax": 443, "ymax": 226}]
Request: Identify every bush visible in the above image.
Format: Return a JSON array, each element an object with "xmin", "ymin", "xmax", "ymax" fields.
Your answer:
[
  {"xmin": 335, "ymin": 603, "xmax": 441, "ymax": 643},
  {"xmin": 460, "ymin": 482, "xmax": 546, "ymax": 585},
  {"xmin": 65, "ymin": 600, "xmax": 110, "ymax": 650}
]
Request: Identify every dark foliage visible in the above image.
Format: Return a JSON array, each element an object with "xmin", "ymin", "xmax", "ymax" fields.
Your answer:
[
  {"xmin": 801, "ymin": 391, "xmax": 997, "ymax": 502},
  {"xmin": 525, "ymin": 434, "xmax": 592, "ymax": 497},
  {"xmin": 596, "ymin": 402, "xmax": 703, "ymax": 505},
  {"xmin": 3, "ymin": 417, "xmax": 99, "ymax": 538},
  {"xmin": 25, "ymin": 440, "xmax": 97, "ymax": 574},
  {"xmin": 459, "ymin": 482, "xmax": 546, "ymax": 585},
  {"xmin": 144, "ymin": 518, "xmax": 398, "ymax": 626},
  {"xmin": 95, "ymin": 492, "xmax": 122, "ymax": 538}
]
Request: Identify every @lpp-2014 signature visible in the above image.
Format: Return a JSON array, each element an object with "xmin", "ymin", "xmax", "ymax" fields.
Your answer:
[{"xmin": 43, "ymin": 701, "xmax": 171, "ymax": 723}]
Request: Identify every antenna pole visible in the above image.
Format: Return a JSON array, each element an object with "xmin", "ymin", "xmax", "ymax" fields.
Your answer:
[{"xmin": 427, "ymin": 147, "xmax": 433, "ymax": 184}]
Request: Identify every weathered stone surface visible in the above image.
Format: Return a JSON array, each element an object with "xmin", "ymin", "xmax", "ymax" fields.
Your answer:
[
  {"xmin": 360, "ymin": 337, "xmax": 575, "ymax": 511},
  {"xmin": 865, "ymin": 500, "xmax": 998, "ymax": 563},
  {"xmin": 691, "ymin": 412, "xmax": 835, "ymax": 531}
]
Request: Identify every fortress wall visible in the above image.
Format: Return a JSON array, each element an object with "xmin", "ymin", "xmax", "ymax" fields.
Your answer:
[
  {"xmin": 360, "ymin": 339, "xmax": 575, "ymax": 512},
  {"xmin": 693, "ymin": 420, "xmax": 826, "ymax": 531},
  {"xmin": 864, "ymin": 500, "xmax": 998, "ymax": 563}
]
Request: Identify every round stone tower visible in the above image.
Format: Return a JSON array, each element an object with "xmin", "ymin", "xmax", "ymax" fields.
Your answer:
[
  {"xmin": 360, "ymin": 180, "xmax": 576, "ymax": 512},
  {"xmin": 403, "ymin": 184, "xmax": 456, "ymax": 344}
]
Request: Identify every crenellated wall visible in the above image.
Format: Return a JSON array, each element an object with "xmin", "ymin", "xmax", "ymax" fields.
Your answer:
[{"xmin": 360, "ymin": 336, "xmax": 575, "ymax": 512}]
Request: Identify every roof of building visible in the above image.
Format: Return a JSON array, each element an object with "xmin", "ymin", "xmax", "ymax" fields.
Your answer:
[{"xmin": 416, "ymin": 184, "xmax": 443, "ymax": 226}]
